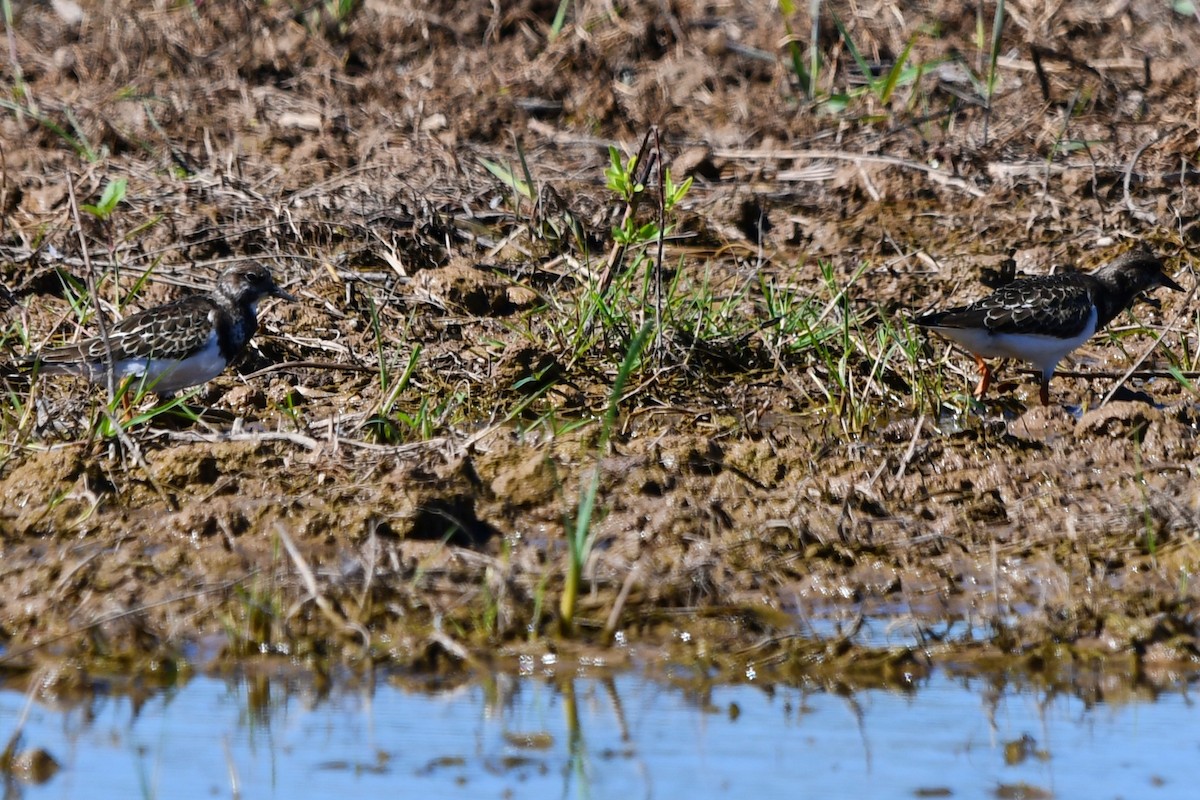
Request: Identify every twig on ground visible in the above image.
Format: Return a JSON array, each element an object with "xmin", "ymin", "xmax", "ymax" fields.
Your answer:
[
  {"xmin": 1123, "ymin": 125, "xmax": 1183, "ymax": 221},
  {"xmin": 713, "ymin": 147, "xmax": 986, "ymax": 197}
]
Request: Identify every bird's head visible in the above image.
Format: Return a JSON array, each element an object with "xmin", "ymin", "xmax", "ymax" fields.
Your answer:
[
  {"xmin": 1095, "ymin": 250, "xmax": 1183, "ymax": 296},
  {"xmin": 218, "ymin": 264, "xmax": 297, "ymax": 305}
]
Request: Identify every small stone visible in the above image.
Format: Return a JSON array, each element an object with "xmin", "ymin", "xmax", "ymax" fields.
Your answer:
[
  {"xmin": 51, "ymin": 0, "xmax": 84, "ymax": 25},
  {"xmin": 420, "ymin": 113, "xmax": 448, "ymax": 133},
  {"xmin": 277, "ymin": 112, "xmax": 322, "ymax": 131}
]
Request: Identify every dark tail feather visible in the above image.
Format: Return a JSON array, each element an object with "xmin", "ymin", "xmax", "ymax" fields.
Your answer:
[{"xmin": 910, "ymin": 310, "xmax": 946, "ymax": 328}]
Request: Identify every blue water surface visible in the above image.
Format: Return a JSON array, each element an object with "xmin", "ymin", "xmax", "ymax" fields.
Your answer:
[{"xmin": 1, "ymin": 666, "xmax": 1196, "ymax": 799}]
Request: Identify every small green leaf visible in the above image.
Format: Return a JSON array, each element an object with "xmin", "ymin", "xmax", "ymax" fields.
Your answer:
[
  {"xmin": 818, "ymin": 94, "xmax": 852, "ymax": 114},
  {"xmin": 98, "ymin": 178, "xmax": 127, "ymax": 211},
  {"xmin": 81, "ymin": 178, "xmax": 127, "ymax": 220},
  {"xmin": 608, "ymin": 146, "xmax": 623, "ymax": 174},
  {"xmin": 665, "ymin": 172, "xmax": 693, "ymax": 208},
  {"xmin": 635, "ymin": 221, "xmax": 659, "ymax": 240}
]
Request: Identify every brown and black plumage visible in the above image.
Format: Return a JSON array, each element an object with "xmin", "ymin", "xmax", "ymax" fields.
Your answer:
[
  {"xmin": 913, "ymin": 250, "xmax": 1183, "ymax": 405},
  {"xmin": 26, "ymin": 263, "xmax": 295, "ymax": 394}
]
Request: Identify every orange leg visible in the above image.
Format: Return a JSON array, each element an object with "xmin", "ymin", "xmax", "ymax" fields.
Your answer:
[{"xmin": 972, "ymin": 355, "xmax": 993, "ymax": 399}]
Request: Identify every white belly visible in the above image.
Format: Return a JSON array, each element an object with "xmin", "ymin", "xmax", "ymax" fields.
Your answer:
[
  {"xmin": 929, "ymin": 306, "xmax": 1098, "ymax": 378},
  {"xmin": 113, "ymin": 335, "xmax": 228, "ymax": 394}
]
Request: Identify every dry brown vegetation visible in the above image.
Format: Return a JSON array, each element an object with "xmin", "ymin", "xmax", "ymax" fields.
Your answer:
[{"xmin": 0, "ymin": 0, "xmax": 1199, "ymax": 686}]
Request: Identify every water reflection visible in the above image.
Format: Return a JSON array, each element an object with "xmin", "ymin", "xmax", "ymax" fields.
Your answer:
[{"xmin": 0, "ymin": 665, "xmax": 1196, "ymax": 798}]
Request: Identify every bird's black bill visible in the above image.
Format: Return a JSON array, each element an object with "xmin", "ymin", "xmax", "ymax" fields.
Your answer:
[
  {"xmin": 273, "ymin": 285, "xmax": 299, "ymax": 302},
  {"xmin": 1160, "ymin": 272, "xmax": 1185, "ymax": 292}
]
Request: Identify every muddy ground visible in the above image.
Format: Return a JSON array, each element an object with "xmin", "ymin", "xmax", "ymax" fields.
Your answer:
[{"xmin": 0, "ymin": 0, "xmax": 1199, "ymax": 689}]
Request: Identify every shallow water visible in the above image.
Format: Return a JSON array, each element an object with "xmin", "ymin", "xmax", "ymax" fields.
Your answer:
[{"xmin": 2, "ymin": 665, "xmax": 1196, "ymax": 799}]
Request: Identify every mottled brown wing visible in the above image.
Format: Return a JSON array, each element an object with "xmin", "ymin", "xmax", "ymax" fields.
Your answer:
[
  {"xmin": 916, "ymin": 275, "xmax": 1096, "ymax": 338},
  {"xmin": 40, "ymin": 297, "xmax": 217, "ymax": 363}
]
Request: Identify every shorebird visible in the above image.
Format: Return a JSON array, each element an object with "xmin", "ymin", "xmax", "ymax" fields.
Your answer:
[
  {"xmin": 913, "ymin": 250, "xmax": 1183, "ymax": 405},
  {"xmin": 26, "ymin": 263, "xmax": 295, "ymax": 395}
]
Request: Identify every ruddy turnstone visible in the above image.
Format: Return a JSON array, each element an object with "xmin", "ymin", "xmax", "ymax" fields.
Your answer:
[
  {"xmin": 27, "ymin": 263, "xmax": 295, "ymax": 394},
  {"xmin": 913, "ymin": 250, "xmax": 1183, "ymax": 405}
]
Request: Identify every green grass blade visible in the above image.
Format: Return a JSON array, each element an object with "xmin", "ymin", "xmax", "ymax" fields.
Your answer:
[
  {"xmin": 831, "ymin": 10, "xmax": 878, "ymax": 94},
  {"xmin": 808, "ymin": 0, "xmax": 822, "ymax": 98},
  {"xmin": 570, "ymin": 320, "xmax": 653, "ymax": 558},
  {"xmin": 987, "ymin": 0, "xmax": 1006, "ymax": 101},
  {"xmin": 561, "ymin": 321, "xmax": 654, "ymax": 635},
  {"xmin": 779, "ymin": 0, "xmax": 813, "ymax": 98},
  {"xmin": 1168, "ymin": 365, "xmax": 1195, "ymax": 393},
  {"xmin": 478, "ymin": 157, "xmax": 533, "ymax": 201},
  {"xmin": 549, "ymin": 0, "xmax": 570, "ymax": 40},
  {"xmin": 365, "ymin": 293, "xmax": 388, "ymax": 390},
  {"xmin": 878, "ymin": 34, "xmax": 918, "ymax": 104}
]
